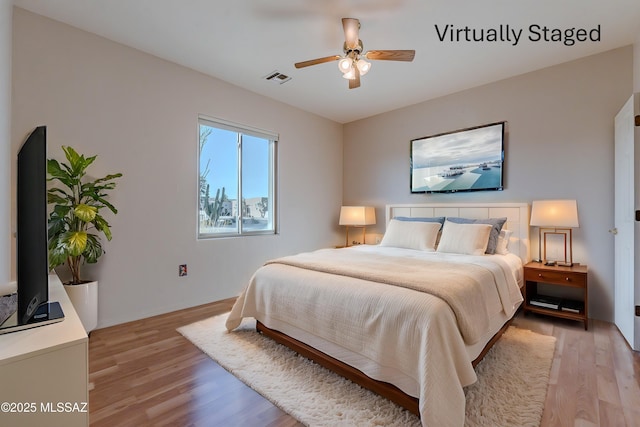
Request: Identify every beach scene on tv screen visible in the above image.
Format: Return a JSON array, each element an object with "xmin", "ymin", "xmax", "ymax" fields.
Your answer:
[{"xmin": 411, "ymin": 123, "xmax": 503, "ymax": 193}]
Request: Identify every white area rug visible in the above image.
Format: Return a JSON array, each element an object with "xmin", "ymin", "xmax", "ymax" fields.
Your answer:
[{"xmin": 178, "ymin": 315, "xmax": 555, "ymax": 427}]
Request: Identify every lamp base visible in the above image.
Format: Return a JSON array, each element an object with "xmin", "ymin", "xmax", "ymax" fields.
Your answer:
[
  {"xmin": 555, "ymin": 261, "xmax": 574, "ymax": 267},
  {"xmin": 539, "ymin": 227, "xmax": 574, "ymax": 269},
  {"xmin": 344, "ymin": 225, "xmax": 367, "ymax": 247}
]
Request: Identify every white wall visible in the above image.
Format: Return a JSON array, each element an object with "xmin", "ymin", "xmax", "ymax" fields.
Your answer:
[
  {"xmin": 635, "ymin": 34, "xmax": 640, "ymax": 92},
  {"xmin": 344, "ymin": 47, "xmax": 633, "ymax": 322},
  {"xmin": 0, "ymin": 1, "xmax": 11, "ymax": 291},
  {"xmin": 12, "ymin": 8, "xmax": 343, "ymax": 327}
]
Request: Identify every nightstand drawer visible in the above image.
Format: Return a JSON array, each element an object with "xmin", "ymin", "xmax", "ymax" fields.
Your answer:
[{"xmin": 524, "ymin": 269, "xmax": 586, "ymax": 287}]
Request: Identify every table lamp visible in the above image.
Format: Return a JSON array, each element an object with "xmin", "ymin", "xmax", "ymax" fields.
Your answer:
[
  {"xmin": 530, "ymin": 200, "xmax": 579, "ymax": 266},
  {"xmin": 339, "ymin": 206, "xmax": 376, "ymax": 247}
]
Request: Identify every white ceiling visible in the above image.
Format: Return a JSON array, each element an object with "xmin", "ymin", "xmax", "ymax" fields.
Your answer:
[{"xmin": 13, "ymin": 0, "xmax": 640, "ymax": 124}]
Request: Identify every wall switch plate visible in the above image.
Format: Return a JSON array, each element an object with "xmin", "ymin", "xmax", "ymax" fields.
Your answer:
[{"xmin": 179, "ymin": 264, "xmax": 187, "ymax": 277}]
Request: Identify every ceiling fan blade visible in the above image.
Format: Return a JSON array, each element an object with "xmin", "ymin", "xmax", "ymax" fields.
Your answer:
[
  {"xmin": 294, "ymin": 55, "xmax": 341, "ymax": 69},
  {"xmin": 365, "ymin": 50, "xmax": 415, "ymax": 62},
  {"xmin": 349, "ymin": 67, "xmax": 360, "ymax": 89},
  {"xmin": 342, "ymin": 18, "xmax": 360, "ymax": 49}
]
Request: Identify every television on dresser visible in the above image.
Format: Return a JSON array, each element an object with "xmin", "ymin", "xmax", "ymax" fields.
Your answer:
[
  {"xmin": 0, "ymin": 126, "xmax": 64, "ymax": 334},
  {"xmin": 410, "ymin": 121, "xmax": 505, "ymax": 194}
]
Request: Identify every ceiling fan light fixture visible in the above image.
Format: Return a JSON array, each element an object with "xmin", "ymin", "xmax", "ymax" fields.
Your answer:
[
  {"xmin": 356, "ymin": 59, "xmax": 371, "ymax": 76},
  {"xmin": 338, "ymin": 57, "xmax": 353, "ymax": 73},
  {"xmin": 294, "ymin": 17, "xmax": 415, "ymax": 90}
]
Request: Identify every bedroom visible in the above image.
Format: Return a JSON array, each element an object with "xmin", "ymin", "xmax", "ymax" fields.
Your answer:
[{"xmin": 1, "ymin": 1, "xmax": 639, "ymax": 426}]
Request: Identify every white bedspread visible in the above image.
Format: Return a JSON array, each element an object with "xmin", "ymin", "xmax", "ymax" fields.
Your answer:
[{"xmin": 226, "ymin": 245, "xmax": 523, "ymax": 427}]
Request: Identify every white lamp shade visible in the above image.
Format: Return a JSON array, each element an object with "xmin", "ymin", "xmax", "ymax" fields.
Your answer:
[
  {"xmin": 338, "ymin": 57, "xmax": 353, "ymax": 73},
  {"xmin": 339, "ymin": 206, "xmax": 376, "ymax": 226},
  {"xmin": 530, "ymin": 200, "xmax": 579, "ymax": 228},
  {"xmin": 356, "ymin": 59, "xmax": 371, "ymax": 75},
  {"xmin": 342, "ymin": 69, "xmax": 356, "ymax": 80}
]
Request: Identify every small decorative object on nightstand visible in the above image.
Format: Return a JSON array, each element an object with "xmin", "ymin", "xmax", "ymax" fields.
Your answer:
[
  {"xmin": 523, "ymin": 261, "xmax": 588, "ymax": 329},
  {"xmin": 338, "ymin": 206, "xmax": 376, "ymax": 247}
]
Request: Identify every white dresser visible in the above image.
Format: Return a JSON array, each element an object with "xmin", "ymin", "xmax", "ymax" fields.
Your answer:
[{"xmin": 0, "ymin": 274, "xmax": 89, "ymax": 427}]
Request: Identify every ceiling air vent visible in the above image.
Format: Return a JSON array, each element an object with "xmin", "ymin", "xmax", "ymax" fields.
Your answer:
[{"xmin": 264, "ymin": 71, "xmax": 291, "ymax": 85}]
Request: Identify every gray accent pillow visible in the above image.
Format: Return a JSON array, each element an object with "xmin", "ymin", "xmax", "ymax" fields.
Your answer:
[
  {"xmin": 394, "ymin": 216, "xmax": 446, "ymax": 230},
  {"xmin": 445, "ymin": 217, "xmax": 507, "ymax": 254}
]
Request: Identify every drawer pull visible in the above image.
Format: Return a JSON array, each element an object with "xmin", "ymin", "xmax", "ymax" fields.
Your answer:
[
  {"xmin": 565, "ymin": 277, "xmax": 570, "ymax": 281},
  {"xmin": 538, "ymin": 273, "xmax": 542, "ymax": 278}
]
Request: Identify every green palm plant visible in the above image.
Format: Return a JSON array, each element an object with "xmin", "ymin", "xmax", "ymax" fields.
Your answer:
[{"xmin": 47, "ymin": 146, "xmax": 122, "ymax": 285}]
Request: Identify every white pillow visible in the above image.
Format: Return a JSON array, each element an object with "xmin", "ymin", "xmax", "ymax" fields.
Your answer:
[
  {"xmin": 380, "ymin": 219, "xmax": 441, "ymax": 251},
  {"xmin": 436, "ymin": 221, "xmax": 493, "ymax": 255},
  {"xmin": 495, "ymin": 229, "xmax": 513, "ymax": 255}
]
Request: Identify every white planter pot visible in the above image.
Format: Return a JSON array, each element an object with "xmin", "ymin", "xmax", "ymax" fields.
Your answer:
[{"xmin": 63, "ymin": 280, "xmax": 98, "ymax": 333}]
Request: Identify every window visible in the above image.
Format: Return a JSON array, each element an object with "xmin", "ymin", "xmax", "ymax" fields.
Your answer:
[{"xmin": 198, "ymin": 116, "xmax": 277, "ymax": 238}]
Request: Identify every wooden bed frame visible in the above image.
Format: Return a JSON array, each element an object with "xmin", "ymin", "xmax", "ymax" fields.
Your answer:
[
  {"xmin": 257, "ymin": 318, "xmax": 513, "ymax": 415},
  {"xmin": 256, "ymin": 203, "xmax": 530, "ymax": 416}
]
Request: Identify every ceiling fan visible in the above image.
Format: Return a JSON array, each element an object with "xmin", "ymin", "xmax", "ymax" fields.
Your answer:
[{"xmin": 294, "ymin": 18, "xmax": 415, "ymax": 89}]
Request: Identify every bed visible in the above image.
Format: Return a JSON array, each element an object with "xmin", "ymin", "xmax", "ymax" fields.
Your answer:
[{"xmin": 226, "ymin": 203, "xmax": 530, "ymax": 427}]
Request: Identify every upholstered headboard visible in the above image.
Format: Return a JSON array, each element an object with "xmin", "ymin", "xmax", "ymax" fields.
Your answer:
[{"xmin": 385, "ymin": 203, "xmax": 530, "ymax": 263}]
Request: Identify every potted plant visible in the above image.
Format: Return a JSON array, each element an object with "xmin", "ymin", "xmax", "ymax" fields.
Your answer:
[{"xmin": 47, "ymin": 146, "xmax": 122, "ymax": 333}]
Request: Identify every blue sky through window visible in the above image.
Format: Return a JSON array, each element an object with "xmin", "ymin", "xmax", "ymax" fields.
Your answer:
[{"xmin": 200, "ymin": 126, "xmax": 270, "ymax": 200}]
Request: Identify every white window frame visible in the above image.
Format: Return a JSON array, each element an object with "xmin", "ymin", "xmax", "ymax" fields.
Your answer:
[{"xmin": 198, "ymin": 115, "xmax": 278, "ymax": 239}]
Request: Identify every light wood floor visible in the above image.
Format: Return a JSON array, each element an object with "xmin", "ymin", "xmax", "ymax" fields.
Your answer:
[{"xmin": 89, "ymin": 300, "xmax": 640, "ymax": 427}]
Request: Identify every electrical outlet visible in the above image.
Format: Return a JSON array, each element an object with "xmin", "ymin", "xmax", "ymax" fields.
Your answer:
[{"xmin": 179, "ymin": 264, "xmax": 188, "ymax": 277}]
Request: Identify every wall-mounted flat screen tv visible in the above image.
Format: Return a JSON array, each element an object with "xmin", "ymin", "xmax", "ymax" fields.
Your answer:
[{"xmin": 410, "ymin": 121, "xmax": 505, "ymax": 194}]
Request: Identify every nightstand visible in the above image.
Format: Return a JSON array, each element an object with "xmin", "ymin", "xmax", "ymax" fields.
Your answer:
[{"xmin": 523, "ymin": 262, "xmax": 588, "ymax": 330}]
